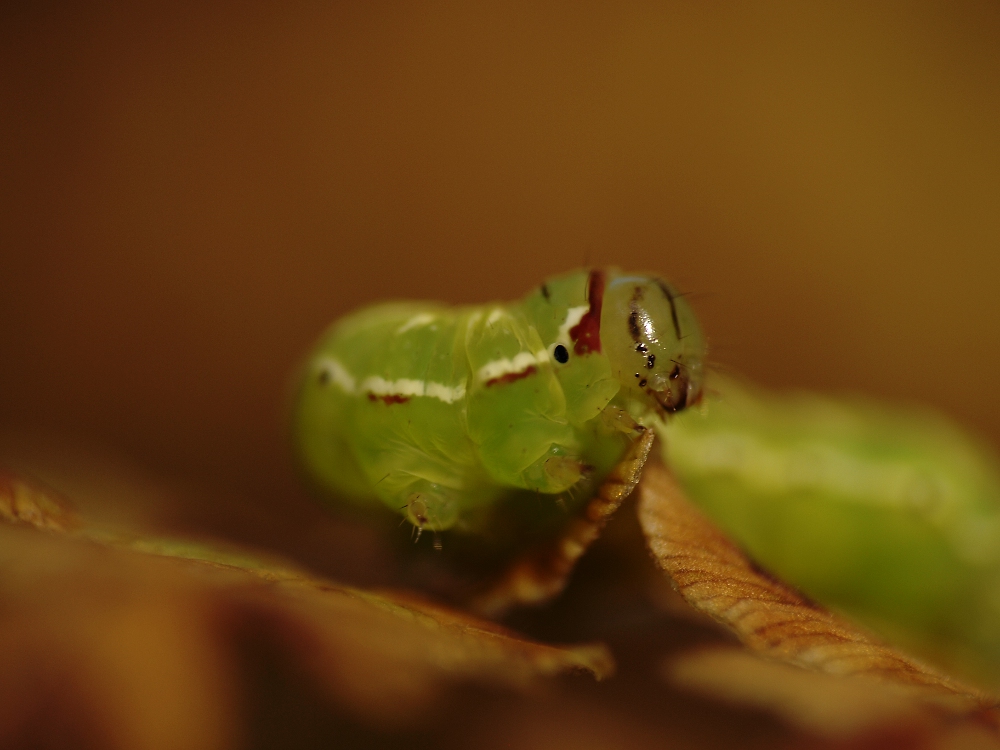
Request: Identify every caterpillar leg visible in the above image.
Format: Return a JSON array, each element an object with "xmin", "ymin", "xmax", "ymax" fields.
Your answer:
[
  {"xmin": 600, "ymin": 405, "xmax": 644, "ymax": 436},
  {"xmin": 470, "ymin": 425, "xmax": 655, "ymax": 618},
  {"xmin": 521, "ymin": 444, "xmax": 590, "ymax": 494},
  {"xmin": 399, "ymin": 479, "xmax": 463, "ymax": 540}
]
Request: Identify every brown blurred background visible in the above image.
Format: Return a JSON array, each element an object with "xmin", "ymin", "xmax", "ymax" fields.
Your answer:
[{"xmin": 2, "ymin": 1, "xmax": 999, "ymax": 532}]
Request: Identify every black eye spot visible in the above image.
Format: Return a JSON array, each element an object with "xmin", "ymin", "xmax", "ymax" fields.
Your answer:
[
  {"xmin": 635, "ymin": 343, "xmax": 648, "ymax": 353},
  {"xmin": 553, "ymin": 344, "xmax": 569, "ymax": 364},
  {"xmin": 670, "ymin": 364, "xmax": 681, "ymax": 380},
  {"xmin": 318, "ymin": 368, "xmax": 331, "ymax": 385},
  {"xmin": 646, "ymin": 354, "xmax": 655, "ymax": 369},
  {"xmin": 638, "ymin": 378, "xmax": 648, "ymax": 388}
]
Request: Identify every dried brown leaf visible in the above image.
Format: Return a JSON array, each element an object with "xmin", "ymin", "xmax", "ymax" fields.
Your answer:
[
  {"xmin": 638, "ymin": 463, "xmax": 1000, "ymax": 727},
  {"xmin": 0, "ymin": 527, "xmax": 240, "ymax": 750},
  {"xmin": 0, "ymin": 470, "xmax": 80, "ymax": 532},
  {"xmin": 668, "ymin": 646, "xmax": 1000, "ymax": 746},
  {"xmin": 0, "ymin": 473, "xmax": 612, "ymax": 749}
]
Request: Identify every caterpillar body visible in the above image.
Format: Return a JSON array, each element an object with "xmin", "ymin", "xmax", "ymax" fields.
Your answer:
[{"xmin": 294, "ymin": 268, "xmax": 705, "ymax": 535}]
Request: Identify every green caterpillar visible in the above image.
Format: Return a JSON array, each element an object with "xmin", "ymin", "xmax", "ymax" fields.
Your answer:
[
  {"xmin": 294, "ymin": 268, "xmax": 705, "ymax": 536},
  {"xmin": 662, "ymin": 376, "xmax": 1000, "ymax": 686}
]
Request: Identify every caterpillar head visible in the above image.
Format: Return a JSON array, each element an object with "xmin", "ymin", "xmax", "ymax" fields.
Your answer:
[{"xmin": 602, "ymin": 273, "xmax": 706, "ymax": 417}]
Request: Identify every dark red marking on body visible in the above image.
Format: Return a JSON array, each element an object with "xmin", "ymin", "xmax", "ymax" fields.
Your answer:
[
  {"xmin": 367, "ymin": 392, "xmax": 411, "ymax": 405},
  {"xmin": 485, "ymin": 365, "xmax": 537, "ymax": 388},
  {"xmin": 569, "ymin": 269, "xmax": 605, "ymax": 355}
]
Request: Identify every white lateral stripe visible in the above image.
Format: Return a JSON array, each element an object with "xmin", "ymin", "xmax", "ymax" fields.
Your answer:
[
  {"xmin": 396, "ymin": 312, "xmax": 436, "ymax": 334},
  {"xmin": 362, "ymin": 375, "xmax": 467, "ymax": 404},
  {"xmin": 317, "ymin": 357, "xmax": 356, "ymax": 392},
  {"xmin": 557, "ymin": 305, "xmax": 589, "ymax": 346},
  {"xmin": 362, "ymin": 376, "xmax": 426, "ymax": 398},
  {"xmin": 317, "ymin": 357, "xmax": 465, "ymax": 403},
  {"xmin": 485, "ymin": 307, "xmax": 507, "ymax": 325},
  {"xmin": 477, "ymin": 349, "xmax": 550, "ymax": 382},
  {"xmin": 425, "ymin": 381, "xmax": 467, "ymax": 403}
]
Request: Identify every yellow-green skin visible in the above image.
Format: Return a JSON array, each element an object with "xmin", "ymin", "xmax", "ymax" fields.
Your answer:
[
  {"xmin": 662, "ymin": 376, "xmax": 1000, "ymax": 686},
  {"xmin": 295, "ymin": 268, "xmax": 705, "ymax": 534}
]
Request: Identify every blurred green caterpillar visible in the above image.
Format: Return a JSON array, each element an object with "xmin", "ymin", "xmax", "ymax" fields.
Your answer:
[
  {"xmin": 662, "ymin": 376, "xmax": 1000, "ymax": 687},
  {"xmin": 294, "ymin": 268, "xmax": 705, "ymax": 536}
]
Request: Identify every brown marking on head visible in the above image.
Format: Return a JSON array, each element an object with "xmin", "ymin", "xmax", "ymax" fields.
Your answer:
[
  {"xmin": 627, "ymin": 310, "xmax": 641, "ymax": 341},
  {"xmin": 367, "ymin": 392, "xmax": 411, "ymax": 405},
  {"xmin": 569, "ymin": 269, "xmax": 606, "ymax": 355},
  {"xmin": 655, "ymin": 278, "xmax": 682, "ymax": 339},
  {"xmin": 485, "ymin": 365, "xmax": 537, "ymax": 387},
  {"xmin": 627, "ymin": 286, "xmax": 643, "ymax": 342}
]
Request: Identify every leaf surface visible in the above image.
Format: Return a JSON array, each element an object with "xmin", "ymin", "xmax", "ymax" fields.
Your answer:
[
  {"xmin": 0, "ymin": 472, "xmax": 611, "ymax": 749},
  {"xmin": 638, "ymin": 462, "xmax": 999, "ymax": 736}
]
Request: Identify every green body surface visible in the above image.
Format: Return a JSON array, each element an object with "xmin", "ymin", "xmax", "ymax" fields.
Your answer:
[
  {"xmin": 662, "ymin": 376, "xmax": 1000, "ymax": 685},
  {"xmin": 295, "ymin": 268, "xmax": 705, "ymax": 535}
]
